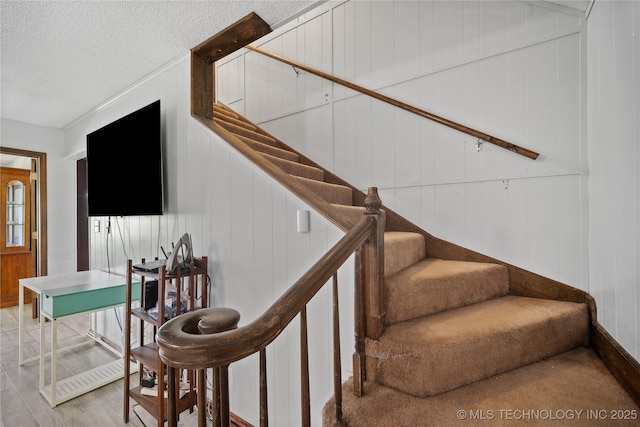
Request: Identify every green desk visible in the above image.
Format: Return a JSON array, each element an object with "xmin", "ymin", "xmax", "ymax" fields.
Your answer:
[{"xmin": 18, "ymin": 270, "xmax": 140, "ymax": 407}]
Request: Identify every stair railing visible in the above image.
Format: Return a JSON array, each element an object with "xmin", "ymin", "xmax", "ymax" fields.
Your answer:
[
  {"xmin": 157, "ymin": 187, "xmax": 385, "ymax": 427},
  {"xmin": 245, "ymin": 45, "xmax": 539, "ymax": 160}
]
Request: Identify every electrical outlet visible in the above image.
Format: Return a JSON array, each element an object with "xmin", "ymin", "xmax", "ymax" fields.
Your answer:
[{"xmin": 94, "ymin": 220, "xmax": 100, "ymax": 233}]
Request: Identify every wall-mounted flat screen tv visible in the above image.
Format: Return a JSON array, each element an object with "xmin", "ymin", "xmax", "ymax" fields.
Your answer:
[{"xmin": 86, "ymin": 100, "xmax": 163, "ymax": 216}]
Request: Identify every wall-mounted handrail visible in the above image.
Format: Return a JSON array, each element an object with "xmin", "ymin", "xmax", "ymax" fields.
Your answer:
[{"xmin": 245, "ymin": 45, "xmax": 539, "ymax": 160}]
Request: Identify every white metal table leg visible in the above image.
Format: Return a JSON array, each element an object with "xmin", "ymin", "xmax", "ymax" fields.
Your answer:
[
  {"xmin": 51, "ymin": 317, "xmax": 58, "ymax": 407},
  {"xmin": 39, "ymin": 311, "xmax": 45, "ymax": 391},
  {"xmin": 18, "ymin": 283, "xmax": 24, "ymax": 365}
]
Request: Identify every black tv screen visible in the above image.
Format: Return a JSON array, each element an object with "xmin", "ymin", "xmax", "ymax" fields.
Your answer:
[{"xmin": 86, "ymin": 100, "xmax": 163, "ymax": 216}]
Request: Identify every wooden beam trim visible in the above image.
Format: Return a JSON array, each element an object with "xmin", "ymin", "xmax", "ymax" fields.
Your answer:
[
  {"xmin": 591, "ymin": 321, "xmax": 640, "ymax": 406},
  {"xmin": 190, "ymin": 12, "xmax": 271, "ymax": 118},
  {"xmin": 192, "ymin": 12, "xmax": 271, "ymax": 63},
  {"xmin": 191, "ymin": 52, "xmax": 214, "ymax": 118}
]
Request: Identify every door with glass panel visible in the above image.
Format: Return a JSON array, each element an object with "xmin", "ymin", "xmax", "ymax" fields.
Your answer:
[{"xmin": 0, "ymin": 167, "xmax": 33, "ymax": 308}]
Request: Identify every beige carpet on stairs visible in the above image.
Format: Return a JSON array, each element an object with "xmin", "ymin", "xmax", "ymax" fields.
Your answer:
[
  {"xmin": 209, "ymin": 104, "xmax": 639, "ymax": 426},
  {"xmin": 325, "ymin": 347, "xmax": 639, "ymax": 426},
  {"xmin": 366, "ymin": 296, "xmax": 589, "ymax": 397},
  {"xmin": 385, "ymin": 258, "xmax": 509, "ymax": 324}
]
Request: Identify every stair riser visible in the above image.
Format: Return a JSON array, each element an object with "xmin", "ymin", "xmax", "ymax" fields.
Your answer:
[
  {"xmin": 383, "ymin": 232, "xmax": 425, "ymax": 276},
  {"xmin": 213, "ymin": 105, "xmax": 240, "ymax": 120},
  {"xmin": 385, "ymin": 260, "xmax": 509, "ymax": 324},
  {"xmin": 214, "ymin": 118, "xmax": 277, "ymax": 146},
  {"xmin": 366, "ymin": 297, "xmax": 589, "ymax": 397},
  {"xmin": 242, "ymin": 137, "xmax": 299, "ymax": 162},
  {"xmin": 262, "ymin": 154, "xmax": 324, "ymax": 181},
  {"xmin": 293, "ymin": 177, "xmax": 353, "ymax": 206},
  {"xmin": 215, "ymin": 112, "xmax": 258, "ymax": 132}
]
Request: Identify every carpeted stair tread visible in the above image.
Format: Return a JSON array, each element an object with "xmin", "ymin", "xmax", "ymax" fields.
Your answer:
[
  {"xmin": 214, "ymin": 110, "xmax": 259, "ymax": 131},
  {"xmin": 386, "ymin": 258, "xmax": 509, "ymax": 324},
  {"xmin": 384, "ymin": 232, "xmax": 425, "ymax": 276},
  {"xmin": 213, "ymin": 117, "xmax": 277, "ymax": 146},
  {"xmin": 293, "ymin": 176, "xmax": 353, "ymax": 205},
  {"xmin": 324, "ymin": 347, "xmax": 639, "ymax": 426},
  {"xmin": 366, "ymin": 295, "xmax": 589, "ymax": 397},
  {"xmin": 213, "ymin": 103, "xmax": 240, "ymax": 119},
  {"xmin": 234, "ymin": 134, "xmax": 299, "ymax": 162},
  {"xmin": 261, "ymin": 153, "xmax": 324, "ymax": 181},
  {"xmin": 213, "ymin": 108, "xmax": 239, "ymax": 121}
]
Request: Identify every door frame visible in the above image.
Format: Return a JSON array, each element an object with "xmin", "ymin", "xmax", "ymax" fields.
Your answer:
[
  {"xmin": 0, "ymin": 147, "xmax": 47, "ymax": 277},
  {"xmin": 76, "ymin": 158, "xmax": 89, "ymax": 271}
]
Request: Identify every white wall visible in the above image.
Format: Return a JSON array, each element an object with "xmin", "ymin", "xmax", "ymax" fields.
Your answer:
[
  {"xmin": 1, "ymin": 118, "xmax": 75, "ymax": 274},
  {"xmin": 63, "ymin": 54, "xmax": 356, "ymax": 426},
  {"xmin": 220, "ymin": 0, "xmax": 588, "ymax": 288},
  {"xmin": 587, "ymin": 1, "xmax": 640, "ymax": 361},
  {"xmin": 216, "ymin": 0, "xmax": 635, "ymax": 362}
]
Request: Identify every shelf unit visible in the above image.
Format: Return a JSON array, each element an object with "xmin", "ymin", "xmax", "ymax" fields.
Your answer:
[{"xmin": 123, "ymin": 257, "xmax": 208, "ymax": 426}]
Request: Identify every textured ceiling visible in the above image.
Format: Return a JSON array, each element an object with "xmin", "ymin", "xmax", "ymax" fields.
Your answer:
[
  {"xmin": 1, "ymin": 1, "xmax": 317, "ymax": 129},
  {"xmin": 1, "ymin": 0, "xmax": 589, "ymax": 131}
]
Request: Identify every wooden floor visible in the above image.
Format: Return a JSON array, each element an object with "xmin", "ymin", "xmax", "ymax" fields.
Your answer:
[{"xmin": 0, "ymin": 305, "xmax": 203, "ymax": 426}]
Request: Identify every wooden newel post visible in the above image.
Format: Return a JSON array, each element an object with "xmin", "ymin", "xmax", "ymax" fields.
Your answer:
[
  {"xmin": 363, "ymin": 187, "xmax": 385, "ymax": 339},
  {"xmin": 353, "ymin": 187, "xmax": 385, "ymax": 397}
]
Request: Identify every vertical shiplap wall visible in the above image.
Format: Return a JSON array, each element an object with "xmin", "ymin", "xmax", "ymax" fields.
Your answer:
[
  {"xmin": 216, "ymin": 0, "xmax": 640, "ymax": 362},
  {"xmin": 587, "ymin": 1, "xmax": 640, "ymax": 360},
  {"xmin": 64, "ymin": 54, "xmax": 358, "ymax": 425},
  {"xmin": 218, "ymin": 2, "xmax": 587, "ymax": 289}
]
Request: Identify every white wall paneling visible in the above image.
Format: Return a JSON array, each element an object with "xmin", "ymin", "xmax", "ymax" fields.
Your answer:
[
  {"xmin": 215, "ymin": 0, "xmax": 640, "ymax": 362},
  {"xmin": 587, "ymin": 1, "xmax": 640, "ymax": 360}
]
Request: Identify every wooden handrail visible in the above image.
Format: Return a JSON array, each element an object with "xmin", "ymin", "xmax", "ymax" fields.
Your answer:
[
  {"xmin": 158, "ymin": 192, "xmax": 384, "ymax": 426},
  {"xmin": 245, "ymin": 45, "xmax": 539, "ymax": 160},
  {"xmin": 157, "ymin": 213, "xmax": 376, "ymax": 369}
]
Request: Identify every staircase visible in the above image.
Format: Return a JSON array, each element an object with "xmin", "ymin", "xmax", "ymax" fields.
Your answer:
[{"xmin": 206, "ymin": 103, "xmax": 639, "ymax": 426}]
